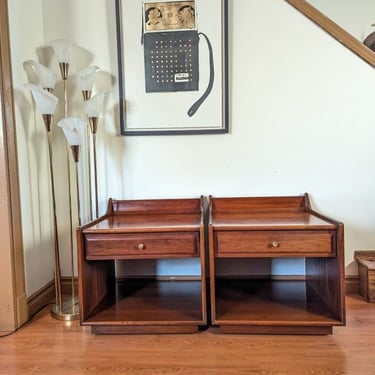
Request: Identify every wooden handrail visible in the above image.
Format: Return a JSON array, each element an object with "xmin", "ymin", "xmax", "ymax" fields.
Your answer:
[{"xmin": 285, "ymin": 0, "xmax": 375, "ymax": 68}]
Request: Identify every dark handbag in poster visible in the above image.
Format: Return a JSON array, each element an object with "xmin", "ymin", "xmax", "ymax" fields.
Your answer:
[{"xmin": 143, "ymin": 30, "xmax": 200, "ymax": 93}]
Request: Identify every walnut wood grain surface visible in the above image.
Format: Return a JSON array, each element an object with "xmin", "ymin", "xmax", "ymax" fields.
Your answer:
[{"xmin": 211, "ymin": 212, "xmax": 337, "ymax": 230}]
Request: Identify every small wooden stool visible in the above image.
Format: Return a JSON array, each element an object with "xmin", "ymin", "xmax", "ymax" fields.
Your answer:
[{"xmin": 355, "ymin": 250, "xmax": 375, "ymax": 303}]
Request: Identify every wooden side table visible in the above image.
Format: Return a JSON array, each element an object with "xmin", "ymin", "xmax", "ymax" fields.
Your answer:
[
  {"xmin": 355, "ymin": 250, "xmax": 375, "ymax": 302},
  {"xmin": 208, "ymin": 193, "xmax": 345, "ymax": 334},
  {"xmin": 77, "ymin": 197, "xmax": 207, "ymax": 334}
]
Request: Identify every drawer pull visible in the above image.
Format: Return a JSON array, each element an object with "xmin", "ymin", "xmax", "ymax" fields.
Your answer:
[
  {"xmin": 137, "ymin": 243, "xmax": 145, "ymax": 250},
  {"xmin": 271, "ymin": 241, "xmax": 280, "ymax": 248}
]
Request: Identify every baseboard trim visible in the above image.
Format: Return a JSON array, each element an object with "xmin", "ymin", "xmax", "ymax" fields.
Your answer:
[
  {"xmin": 27, "ymin": 278, "xmax": 78, "ymax": 318},
  {"xmin": 27, "ymin": 280, "xmax": 55, "ymax": 317}
]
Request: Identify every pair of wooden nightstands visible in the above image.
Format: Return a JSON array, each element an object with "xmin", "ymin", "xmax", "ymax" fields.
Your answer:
[{"xmin": 77, "ymin": 194, "xmax": 345, "ymax": 335}]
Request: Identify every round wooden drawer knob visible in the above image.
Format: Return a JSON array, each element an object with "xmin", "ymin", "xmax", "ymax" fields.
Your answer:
[
  {"xmin": 271, "ymin": 241, "xmax": 280, "ymax": 248},
  {"xmin": 137, "ymin": 243, "xmax": 145, "ymax": 250}
]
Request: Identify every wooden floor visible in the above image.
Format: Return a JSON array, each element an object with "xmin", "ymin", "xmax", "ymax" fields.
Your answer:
[{"xmin": 1, "ymin": 294, "xmax": 375, "ymax": 374}]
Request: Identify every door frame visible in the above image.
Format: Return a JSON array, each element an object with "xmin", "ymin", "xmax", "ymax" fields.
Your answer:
[{"xmin": 0, "ymin": 0, "xmax": 27, "ymax": 333}]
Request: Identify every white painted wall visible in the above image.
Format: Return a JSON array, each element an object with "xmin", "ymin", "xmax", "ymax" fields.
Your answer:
[
  {"xmin": 8, "ymin": 0, "xmax": 53, "ymax": 296},
  {"xmin": 8, "ymin": 0, "xmax": 375, "ymax": 296}
]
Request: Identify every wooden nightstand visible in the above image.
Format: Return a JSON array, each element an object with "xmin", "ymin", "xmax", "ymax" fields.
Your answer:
[
  {"xmin": 208, "ymin": 193, "xmax": 345, "ymax": 334},
  {"xmin": 77, "ymin": 197, "xmax": 206, "ymax": 334}
]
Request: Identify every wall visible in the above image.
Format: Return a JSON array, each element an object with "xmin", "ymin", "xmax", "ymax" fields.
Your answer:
[
  {"xmin": 8, "ymin": 0, "xmax": 375, "ymax": 296},
  {"xmin": 8, "ymin": 0, "xmax": 53, "ymax": 297}
]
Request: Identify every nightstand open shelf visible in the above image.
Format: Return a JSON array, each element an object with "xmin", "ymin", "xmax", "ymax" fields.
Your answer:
[
  {"xmin": 84, "ymin": 278, "xmax": 203, "ymax": 334},
  {"xmin": 213, "ymin": 277, "xmax": 341, "ymax": 334}
]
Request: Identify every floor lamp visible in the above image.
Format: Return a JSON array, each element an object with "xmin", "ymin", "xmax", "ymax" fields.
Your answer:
[{"xmin": 25, "ymin": 40, "xmax": 107, "ymax": 321}]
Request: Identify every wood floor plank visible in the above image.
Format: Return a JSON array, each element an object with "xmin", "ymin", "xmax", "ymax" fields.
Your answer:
[{"xmin": 1, "ymin": 294, "xmax": 375, "ymax": 374}]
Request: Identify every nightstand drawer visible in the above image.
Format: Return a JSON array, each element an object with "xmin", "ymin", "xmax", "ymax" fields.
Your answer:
[
  {"xmin": 85, "ymin": 232, "xmax": 199, "ymax": 260},
  {"xmin": 215, "ymin": 230, "xmax": 335, "ymax": 257}
]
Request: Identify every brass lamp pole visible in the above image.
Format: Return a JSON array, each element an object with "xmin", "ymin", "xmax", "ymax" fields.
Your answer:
[
  {"xmin": 88, "ymin": 116, "xmax": 99, "ymax": 218},
  {"xmin": 49, "ymin": 40, "xmax": 79, "ymax": 321},
  {"xmin": 25, "ymin": 84, "xmax": 65, "ymax": 318},
  {"xmin": 84, "ymin": 91, "xmax": 107, "ymax": 219},
  {"xmin": 44, "ymin": 114, "xmax": 63, "ymax": 315}
]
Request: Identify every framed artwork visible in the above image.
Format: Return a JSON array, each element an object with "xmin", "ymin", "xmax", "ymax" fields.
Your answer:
[{"xmin": 115, "ymin": 0, "xmax": 228, "ymax": 135}]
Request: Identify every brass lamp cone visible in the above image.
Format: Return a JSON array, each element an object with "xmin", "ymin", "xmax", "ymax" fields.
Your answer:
[
  {"xmin": 88, "ymin": 117, "xmax": 98, "ymax": 134},
  {"xmin": 42, "ymin": 114, "xmax": 53, "ymax": 132},
  {"xmin": 70, "ymin": 145, "xmax": 80, "ymax": 163},
  {"xmin": 82, "ymin": 90, "xmax": 92, "ymax": 100},
  {"xmin": 59, "ymin": 62, "xmax": 69, "ymax": 81}
]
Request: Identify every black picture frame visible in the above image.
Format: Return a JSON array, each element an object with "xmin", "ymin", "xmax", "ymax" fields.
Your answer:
[{"xmin": 115, "ymin": 0, "xmax": 228, "ymax": 135}]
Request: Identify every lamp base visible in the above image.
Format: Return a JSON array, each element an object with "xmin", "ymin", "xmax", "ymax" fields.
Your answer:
[{"xmin": 51, "ymin": 297, "xmax": 79, "ymax": 321}]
